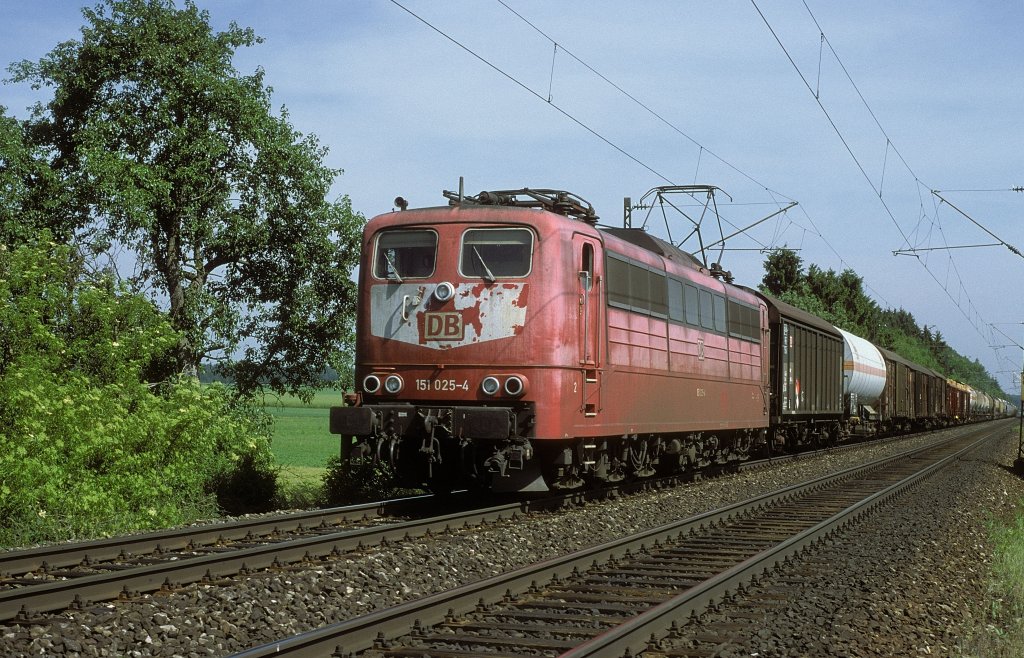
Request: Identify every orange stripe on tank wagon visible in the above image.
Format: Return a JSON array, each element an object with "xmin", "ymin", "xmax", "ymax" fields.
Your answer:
[{"xmin": 843, "ymin": 360, "xmax": 887, "ymax": 378}]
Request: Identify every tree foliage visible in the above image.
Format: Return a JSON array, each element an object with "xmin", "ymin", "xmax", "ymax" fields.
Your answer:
[
  {"xmin": 7, "ymin": 0, "xmax": 364, "ymax": 398},
  {"xmin": 759, "ymin": 247, "xmax": 1010, "ymax": 399},
  {"xmin": 0, "ymin": 235, "xmax": 276, "ymax": 545},
  {"xmin": 760, "ymin": 246, "xmax": 805, "ymax": 298},
  {"xmin": 0, "ymin": 106, "xmax": 63, "ymax": 245}
]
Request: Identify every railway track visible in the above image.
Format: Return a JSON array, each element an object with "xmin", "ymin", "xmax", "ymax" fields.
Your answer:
[
  {"xmin": 0, "ymin": 427, "xmax": 956, "ymax": 626},
  {"xmin": 0, "ymin": 492, "xmax": 525, "ymax": 623},
  {"xmin": 232, "ymin": 423, "xmax": 1001, "ymax": 657}
]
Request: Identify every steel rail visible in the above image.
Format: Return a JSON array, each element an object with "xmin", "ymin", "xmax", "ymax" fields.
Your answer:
[
  {"xmin": 232, "ymin": 428, "xmax": 988, "ymax": 657},
  {"xmin": 561, "ymin": 425, "xmax": 1001, "ymax": 657},
  {"xmin": 0, "ymin": 422, "xmax": 987, "ymax": 627},
  {"xmin": 0, "ymin": 421, "xmax": 948, "ymax": 579},
  {"xmin": 0, "ymin": 494, "xmax": 444, "ymax": 578},
  {"xmin": 0, "ymin": 497, "xmax": 522, "ymax": 623}
]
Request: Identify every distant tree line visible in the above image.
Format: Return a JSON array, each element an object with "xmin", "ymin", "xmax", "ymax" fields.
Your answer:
[{"xmin": 760, "ymin": 247, "xmax": 1010, "ymax": 400}]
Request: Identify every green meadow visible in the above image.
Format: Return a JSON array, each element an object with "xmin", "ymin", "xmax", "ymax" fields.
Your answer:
[{"xmin": 264, "ymin": 389, "xmax": 343, "ymax": 491}]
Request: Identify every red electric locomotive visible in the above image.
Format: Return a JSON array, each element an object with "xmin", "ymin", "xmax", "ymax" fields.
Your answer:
[{"xmin": 330, "ymin": 186, "xmax": 770, "ymax": 492}]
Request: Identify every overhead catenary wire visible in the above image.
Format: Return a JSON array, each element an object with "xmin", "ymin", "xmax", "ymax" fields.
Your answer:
[
  {"xmin": 751, "ymin": 0, "xmax": 1012, "ymax": 387},
  {"xmin": 391, "ymin": 0, "xmax": 1010, "ymax": 391},
  {"xmin": 393, "ymin": 0, "xmax": 891, "ymax": 304},
  {"xmin": 495, "ymin": 0, "xmax": 891, "ymax": 300},
  {"xmin": 936, "ymin": 187, "xmax": 1024, "ymax": 193},
  {"xmin": 496, "ymin": 0, "xmax": 791, "ymax": 203},
  {"xmin": 933, "ymin": 192, "xmax": 1024, "ymax": 259},
  {"xmin": 388, "ymin": 0, "xmax": 673, "ymax": 186},
  {"xmin": 749, "ymin": 0, "xmax": 913, "ymax": 250},
  {"xmin": 392, "ymin": 0, "xmax": 803, "ymax": 257}
]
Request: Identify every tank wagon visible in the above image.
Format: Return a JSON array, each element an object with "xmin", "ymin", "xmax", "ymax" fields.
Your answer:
[
  {"xmin": 835, "ymin": 327, "xmax": 887, "ymax": 438},
  {"xmin": 330, "ymin": 186, "xmax": 1014, "ymax": 492}
]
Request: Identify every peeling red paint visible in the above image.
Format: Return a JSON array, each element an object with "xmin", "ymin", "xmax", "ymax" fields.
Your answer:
[
  {"xmin": 415, "ymin": 312, "xmax": 426, "ymax": 345},
  {"xmin": 461, "ymin": 301, "xmax": 484, "ymax": 339},
  {"xmin": 511, "ymin": 284, "xmax": 530, "ymax": 308}
]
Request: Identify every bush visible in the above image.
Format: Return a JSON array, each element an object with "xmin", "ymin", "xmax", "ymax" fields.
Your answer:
[
  {"xmin": 320, "ymin": 456, "xmax": 418, "ymax": 505},
  {"xmin": 0, "ymin": 235, "xmax": 276, "ymax": 545}
]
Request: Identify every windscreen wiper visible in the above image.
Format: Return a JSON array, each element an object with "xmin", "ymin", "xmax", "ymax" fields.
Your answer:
[
  {"xmin": 473, "ymin": 246, "xmax": 496, "ymax": 283},
  {"xmin": 383, "ymin": 250, "xmax": 404, "ymax": 282}
]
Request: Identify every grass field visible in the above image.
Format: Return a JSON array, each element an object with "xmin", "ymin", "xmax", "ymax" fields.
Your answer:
[{"xmin": 264, "ymin": 389, "xmax": 343, "ymax": 491}]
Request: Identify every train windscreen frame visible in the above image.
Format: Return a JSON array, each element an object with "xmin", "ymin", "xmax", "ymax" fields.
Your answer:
[
  {"xmin": 372, "ymin": 229, "xmax": 438, "ymax": 279},
  {"xmin": 459, "ymin": 227, "xmax": 534, "ymax": 279}
]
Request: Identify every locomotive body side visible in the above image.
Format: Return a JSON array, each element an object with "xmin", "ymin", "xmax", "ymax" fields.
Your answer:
[
  {"xmin": 596, "ymin": 229, "xmax": 768, "ymax": 436},
  {"xmin": 591, "ymin": 228, "xmax": 770, "ymax": 474}
]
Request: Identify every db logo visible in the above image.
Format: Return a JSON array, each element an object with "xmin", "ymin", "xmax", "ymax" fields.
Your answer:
[{"xmin": 424, "ymin": 312, "xmax": 464, "ymax": 341}]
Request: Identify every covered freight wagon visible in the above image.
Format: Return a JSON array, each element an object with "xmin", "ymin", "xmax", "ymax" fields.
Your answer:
[{"xmin": 754, "ymin": 291, "xmax": 843, "ymax": 448}]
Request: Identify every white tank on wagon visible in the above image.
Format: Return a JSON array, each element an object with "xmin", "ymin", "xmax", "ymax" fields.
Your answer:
[
  {"xmin": 970, "ymin": 388, "xmax": 992, "ymax": 416},
  {"xmin": 835, "ymin": 327, "xmax": 886, "ymax": 406}
]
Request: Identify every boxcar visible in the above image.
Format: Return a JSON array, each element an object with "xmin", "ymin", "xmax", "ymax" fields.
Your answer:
[
  {"xmin": 946, "ymin": 378, "xmax": 970, "ymax": 423},
  {"xmin": 753, "ymin": 291, "xmax": 843, "ymax": 447}
]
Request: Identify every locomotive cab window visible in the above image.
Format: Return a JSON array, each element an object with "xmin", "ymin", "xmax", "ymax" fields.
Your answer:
[
  {"xmin": 460, "ymin": 228, "xmax": 534, "ymax": 280},
  {"xmin": 372, "ymin": 229, "xmax": 437, "ymax": 279}
]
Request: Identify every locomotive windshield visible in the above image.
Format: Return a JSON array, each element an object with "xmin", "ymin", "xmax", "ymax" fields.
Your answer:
[
  {"xmin": 460, "ymin": 228, "xmax": 533, "ymax": 279},
  {"xmin": 373, "ymin": 229, "xmax": 437, "ymax": 279}
]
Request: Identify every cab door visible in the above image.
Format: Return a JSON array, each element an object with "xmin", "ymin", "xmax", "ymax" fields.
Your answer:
[
  {"xmin": 760, "ymin": 302, "xmax": 770, "ymax": 416},
  {"xmin": 574, "ymin": 234, "xmax": 602, "ymax": 417}
]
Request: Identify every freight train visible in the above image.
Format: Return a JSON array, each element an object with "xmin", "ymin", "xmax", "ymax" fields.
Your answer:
[{"xmin": 329, "ymin": 186, "xmax": 1015, "ymax": 492}]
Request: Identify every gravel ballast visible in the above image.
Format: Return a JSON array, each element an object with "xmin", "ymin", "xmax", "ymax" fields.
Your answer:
[
  {"xmin": 2, "ymin": 424, "xmax": 1021, "ymax": 656},
  {"xmin": 657, "ymin": 424, "xmax": 1024, "ymax": 657}
]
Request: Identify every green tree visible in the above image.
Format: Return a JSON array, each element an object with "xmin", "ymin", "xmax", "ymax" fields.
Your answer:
[
  {"xmin": 797, "ymin": 264, "xmax": 881, "ymax": 336},
  {"xmin": 761, "ymin": 247, "xmax": 804, "ymax": 296},
  {"xmin": 8, "ymin": 0, "xmax": 363, "ymax": 397}
]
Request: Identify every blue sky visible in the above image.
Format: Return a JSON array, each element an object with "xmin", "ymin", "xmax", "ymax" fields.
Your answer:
[{"xmin": 3, "ymin": 1, "xmax": 1023, "ymax": 394}]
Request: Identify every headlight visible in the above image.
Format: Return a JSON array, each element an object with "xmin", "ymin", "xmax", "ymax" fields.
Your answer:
[
  {"xmin": 434, "ymin": 281, "xmax": 455, "ymax": 303},
  {"xmin": 504, "ymin": 375, "xmax": 525, "ymax": 397},
  {"xmin": 384, "ymin": 374, "xmax": 404, "ymax": 394},
  {"xmin": 362, "ymin": 375, "xmax": 381, "ymax": 394},
  {"xmin": 481, "ymin": 376, "xmax": 500, "ymax": 396}
]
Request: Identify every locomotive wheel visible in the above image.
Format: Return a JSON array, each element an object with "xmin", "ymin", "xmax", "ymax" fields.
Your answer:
[{"xmin": 656, "ymin": 451, "xmax": 687, "ymax": 477}]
